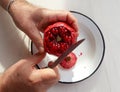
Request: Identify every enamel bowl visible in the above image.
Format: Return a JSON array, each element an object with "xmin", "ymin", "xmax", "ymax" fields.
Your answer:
[{"xmin": 31, "ymin": 11, "xmax": 105, "ymax": 84}]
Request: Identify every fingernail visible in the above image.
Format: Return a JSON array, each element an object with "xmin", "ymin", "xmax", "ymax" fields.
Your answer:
[{"xmin": 39, "ymin": 46, "xmax": 44, "ymax": 54}]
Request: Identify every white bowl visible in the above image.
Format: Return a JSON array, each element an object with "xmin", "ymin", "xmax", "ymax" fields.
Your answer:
[{"xmin": 31, "ymin": 11, "xmax": 105, "ymax": 84}]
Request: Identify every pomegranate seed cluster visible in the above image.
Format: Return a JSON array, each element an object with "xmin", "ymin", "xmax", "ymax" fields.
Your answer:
[{"xmin": 44, "ymin": 22, "xmax": 77, "ymax": 56}]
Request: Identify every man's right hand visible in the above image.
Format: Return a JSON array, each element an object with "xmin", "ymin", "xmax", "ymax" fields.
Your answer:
[{"xmin": 0, "ymin": 53, "xmax": 59, "ymax": 92}]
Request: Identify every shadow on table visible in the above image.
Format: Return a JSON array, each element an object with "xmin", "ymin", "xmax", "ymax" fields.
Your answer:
[{"xmin": 0, "ymin": 7, "xmax": 30, "ymax": 72}]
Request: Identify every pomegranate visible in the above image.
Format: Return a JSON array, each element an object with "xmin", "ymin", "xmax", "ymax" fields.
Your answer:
[
  {"xmin": 44, "ymin": 22, "xmax": 78, "ymax": 56},
  {"xmin": 60, "ymin": 52, "xmax": 77, "ymax": 69}
]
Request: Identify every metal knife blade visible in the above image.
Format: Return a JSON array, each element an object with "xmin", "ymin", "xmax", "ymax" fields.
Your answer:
[{"xmin": 48, "ymin": 38, "xmax": 85, "ymax": 68}]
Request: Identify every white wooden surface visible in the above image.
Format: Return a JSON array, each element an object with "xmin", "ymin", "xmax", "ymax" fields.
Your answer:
[{"xmin": 0, "ymin": 0, "xmax": 120, "ymax": 92}]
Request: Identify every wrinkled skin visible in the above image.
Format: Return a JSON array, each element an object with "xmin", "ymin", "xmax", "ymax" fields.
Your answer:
[
  {"xmin": 0, "ymin": 0, "xmax": 79, "ymax": 92},
  {"xmin": 0, "ymin": 53, "xmax": 59, "ymax": 92},
  {"xmin": 9, "ymin": 0, "xmax": 79, "ymax": 54}
]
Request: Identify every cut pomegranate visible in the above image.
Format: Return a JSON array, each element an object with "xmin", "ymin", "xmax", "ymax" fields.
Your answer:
[
  {"xmin": 44, "ymin": 22, "xmax": 78, "ymax": 56},
  {"xmin": 60, "ymin": 52, "xmax": 77, "ymax": 69}
]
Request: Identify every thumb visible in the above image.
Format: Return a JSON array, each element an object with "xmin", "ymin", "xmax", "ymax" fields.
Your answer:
[
  {"xmin": 27, "ymin": 25, "xmax": 44, "ymax": 54},
  {"xmin": 31, "ymin": 67, "xmax": 60, "ymax": 84},
  {"xmin": 32, "ymin": 32, "xmax": 44, "ymax": 54},
  {"xmin": 26, "ymin": 52, "xmax": 46, "ymax": 66}
]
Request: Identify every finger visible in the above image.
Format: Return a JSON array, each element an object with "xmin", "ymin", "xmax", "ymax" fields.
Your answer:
[
  {"xmin": 51, "ymin": 10, "xmax": 79, "ymax": 32},
  {"xmin": 33, "ymin": 52, "xmax": 46, "ymax": 65},
  {"xmin": 37, "ymin": 10, "xmax": 68, "ymax": 32},
  {"xmin": 66, "ymin": 12, "xmax": 79, "ymax": 32},
  {"xmin": 30, "ymin": 67, "xmax": 60, "ymax": 84},
  {"xmin": 37, "ymin": 18, "xmax": 49, "ymax": 32},
  {"xmin": 25, "ymin": 52, "xmax": 46, "ymax": 65},
  {"xmin": 55, "ymin": 11, "xmax": 79, "ymax": 36},
  {"xmin": 26, "ymin": 23, "xmax": 44, "ymax": 54}
]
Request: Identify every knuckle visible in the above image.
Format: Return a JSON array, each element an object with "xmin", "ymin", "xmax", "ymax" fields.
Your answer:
[
  {"xmin": 51, "ymin": 72, "xmax": 60, "ymax": 81},
  {"xmin": 27, "ymin": 77, "xmax": 35, "ymax": 86},
  {"xmin": 27, "ymin": 77, "xmax": 38, "ymax": 86}
]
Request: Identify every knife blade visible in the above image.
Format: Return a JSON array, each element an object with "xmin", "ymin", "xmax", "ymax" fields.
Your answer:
[{"xmin": 48, "ymin": 38, "xmax": 85, "ymax": 68}]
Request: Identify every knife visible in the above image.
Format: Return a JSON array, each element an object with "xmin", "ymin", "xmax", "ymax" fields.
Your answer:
[{"xmin": 48, "ymin": 38, "xmax": 85, "ymax": 68}]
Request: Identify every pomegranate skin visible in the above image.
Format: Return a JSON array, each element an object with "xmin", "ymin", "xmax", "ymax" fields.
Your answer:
[{"xmin": 60, "ymin": 52, "xmax": 77, "ymax": 69}]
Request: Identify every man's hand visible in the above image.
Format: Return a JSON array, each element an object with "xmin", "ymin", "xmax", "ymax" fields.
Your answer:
[
  {"xmin": 7, "ymin": 0, "xmax": 79, "ymax": 54},
  {"xmin": 0, "ymin": 53, "xmax": 59, "ymax": 92}
]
